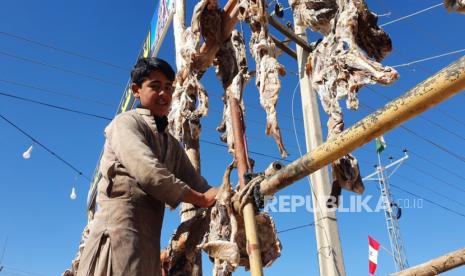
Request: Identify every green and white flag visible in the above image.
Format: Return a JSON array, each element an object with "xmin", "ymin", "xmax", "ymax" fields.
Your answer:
[{"xmin": 375, "ymin": 136, "xmax": 387, "ymax": 153}]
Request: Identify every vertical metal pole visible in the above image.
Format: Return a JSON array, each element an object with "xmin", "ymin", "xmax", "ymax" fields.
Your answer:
[
  {"xmin": 230, "ymin": 98, "xmax": 264, "ymax": 276},
  {"xmin": 376, "ymin": 153, "xmax": 409, "ymax": 271},
  {"xmin": 292, "ymin": 23, "xmax": 346, "ymax": 276}
]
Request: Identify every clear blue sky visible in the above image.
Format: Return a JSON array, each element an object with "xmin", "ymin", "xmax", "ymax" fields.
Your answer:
[{"xmin": 0, "ymin": 0, "xmax": 464, "ymax": 275}]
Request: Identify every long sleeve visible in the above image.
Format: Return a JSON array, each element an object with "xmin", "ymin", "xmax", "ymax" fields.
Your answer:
[
  {"xmin": 174, "ymin": 143, "xmax": 212, "ymax": 193},
  {"xmin": 106, "ymin": 113, "xmax": 189, "ymax": 209}
]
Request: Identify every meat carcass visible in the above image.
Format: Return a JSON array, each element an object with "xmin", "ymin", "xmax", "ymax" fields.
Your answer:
[
  {"xmin": 257, "ymin": 54, "xmax": 288, "ymax": 158},
  {"xmin": 168, "ymin": 0, "xmax": 214, "ymax": 145},
  {"xmin": 161, "ymin": 208, "xmax": 211, "ymax": 276},
  {"xmin": 200, "ymin": 162, "xmax": 240, "ymax": 276},
  {"xmin": 214, "ymin": 30, "xmax": 252, "ymax": 155},
  {"xmin": 168, "ymin": 72, "xmax": 209, "ymax": 144},
  {"xmin": 289, "ymin": 0, "xmax": 338, "ymax": 35},
  {"xmin": 239, "ymin": 0, "xmax": 289, "ymax": 158},
  {"xmin": 191, "ymin": 0, "xmax": 223, "ymax": 47},
  {"xmin": 293, "ymin": 0, "xmax": 398, "ymax": 201},
  {"xmin": 200, "ymin": 162, "xmax": 282, "ymax": 274},
  {"xmin": 444, "ymin": 0, "xmax": 465, "ymax": 13},
  {"xmin": 307, "ymin": 0, "xmax": 398, "ymax": 113}
]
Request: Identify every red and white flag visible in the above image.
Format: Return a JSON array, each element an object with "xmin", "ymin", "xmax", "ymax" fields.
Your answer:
[{"xmin": 368, "ymin": 236, "xmax": 380, "ymax": 275}]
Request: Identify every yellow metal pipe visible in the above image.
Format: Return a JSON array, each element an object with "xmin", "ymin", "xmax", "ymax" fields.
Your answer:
[{"xmin": 260, "ymin": 56, "xmax": 465, "ymax": 196}]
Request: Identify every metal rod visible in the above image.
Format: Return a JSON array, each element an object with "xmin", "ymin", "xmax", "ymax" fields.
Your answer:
[
  {"xmin": 268, "ymin": 15, "xmax": 313, "ymax": 53},
  {"xmin": 230, "ymin": 98, "xmax": 264, "ymax": 276},
  {"xmin": 362, "ymin": 153, "xmax": 409, "ymax": 181},
  {"xmin": 260, "ymin": 55, "xmax": 465, "ymax": 196},
  {"xmin": 270, "ymin": 34, "xmax": 297, "ymax": 59}
]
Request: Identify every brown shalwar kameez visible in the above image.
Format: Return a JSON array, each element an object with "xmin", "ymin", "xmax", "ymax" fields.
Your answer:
[{"xmin": 77, "ymin": 108, "xmax": 211, "ymax": 276}]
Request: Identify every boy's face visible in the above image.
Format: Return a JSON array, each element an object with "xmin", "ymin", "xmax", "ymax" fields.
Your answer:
[{"xmin": 132, "ymin": 70, "xmax": 173, "ymax": 117}]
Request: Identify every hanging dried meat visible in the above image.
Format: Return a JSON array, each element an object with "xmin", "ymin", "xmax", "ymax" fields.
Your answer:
[
  {"xmin": 192, "ymin": 0, "xmax": 223, "ymax": 47},
  {"xmin": 200, "ymin": 163, "xmax": 282, "ymax": 275},
  {"xmin": 168, "ymin": 0, "xmax": 223, "ymax": 146},
  {"xmin": 161, "ymin": 208, "xmax": 211, "ymax": 276},
  {"xmin": 200, "ymin": 163, "xmax": 240, "ymax": 275},
  {"xmin": 214, "ymin": 30, "xmax": 252, "ymax": 155},
  {"xmin": 289, "ymin": 0, "xmax": 338, "ymax": 35},
  {"xmin": 238, "ymin": 0, "xmax": 289, "ymax": 158},
  {"xmin": 444, "ymin": 0, "xmax": 465, "ymax": 13},
  {"xmin": 290, "ymin": 0, "xmax": 399, "ymax": 203}
]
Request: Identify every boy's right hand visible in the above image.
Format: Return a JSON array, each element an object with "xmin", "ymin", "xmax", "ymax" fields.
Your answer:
[
  {"xmin": 202, "ymin": 187, "xmax": 218, "ymax": 208},
  {"xmin": 183, "ymin": 187, "xmax": 218, "ymax": 208}
]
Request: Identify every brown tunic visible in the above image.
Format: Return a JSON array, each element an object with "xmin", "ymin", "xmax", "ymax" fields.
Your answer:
[{"xmin": 77, "ymin": 108, "xmax": 210, "ymax": 276}]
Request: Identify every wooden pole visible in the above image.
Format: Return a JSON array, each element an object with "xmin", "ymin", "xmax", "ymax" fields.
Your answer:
[
  {"xmin": 293, "ymin": 19, "xmax": 346, "ymax": 276},
  {"xmin": 259, "ymin": 55, "xmax": 465, "ymax": 196},
  {"xmin": 390, "ymin": 248, "xmax": 465, "ymax": 276},
  {"xmin": 173, "ymin": 0, "xmax": 202, "ymax": 275},
  {"xmin": 230, "ymin": 98, "xmax": 264, "ymax": 276}
]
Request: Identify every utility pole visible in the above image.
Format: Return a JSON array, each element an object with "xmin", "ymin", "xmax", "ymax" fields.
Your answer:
[
  {"xmin": 363, "ymin": 149, "xmax": 410, "ymax": 272},
  {"xmin": 292, "ymin": 17, "xmax": 346, "ymax": 276}
]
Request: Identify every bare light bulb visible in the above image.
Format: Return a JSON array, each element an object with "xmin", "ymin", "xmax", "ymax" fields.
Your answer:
[
  {"xmin": 70, "ymin": 187, "xmax": 77, "ymax": 200},
  {"xmin": 22, "ymin": 145, "xmax": 33, "ymax": 159}
]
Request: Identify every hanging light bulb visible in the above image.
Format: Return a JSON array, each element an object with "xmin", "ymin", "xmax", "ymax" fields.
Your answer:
[
  {"xmin": 22, "ymin": 145, "xmax": 33, "ymax": 159},
  {"xmin": 70, "ymin": 186, "xmax": 77, "ymax": 200}
]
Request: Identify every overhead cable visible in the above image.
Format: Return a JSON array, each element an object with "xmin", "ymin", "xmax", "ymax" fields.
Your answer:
[
  {"xmin": 0, "ymin": 30, "xmax": 128, "ymax": 71},
  {"xmin": 0, "ymin": 112, "xmax": 91, "ymax": 181}
]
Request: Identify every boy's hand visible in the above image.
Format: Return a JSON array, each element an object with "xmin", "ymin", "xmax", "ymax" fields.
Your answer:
[
  {"xmin": 202, "ymin": 187, "xmax": 218, "ymax": 208},
  {"xmin": 183, "ymin": 187, "xmax": 218, "ymax": 208}
]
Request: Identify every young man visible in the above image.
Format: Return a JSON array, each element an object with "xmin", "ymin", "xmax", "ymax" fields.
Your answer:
[{"xmin": 77, "ymin": 57, "xmax": 218, "ymax": 276}]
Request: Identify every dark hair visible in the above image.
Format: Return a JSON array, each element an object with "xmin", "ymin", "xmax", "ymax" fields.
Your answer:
[{"xmin": 131, "ymin": 57, "xmax": 175, "ymax": 86}]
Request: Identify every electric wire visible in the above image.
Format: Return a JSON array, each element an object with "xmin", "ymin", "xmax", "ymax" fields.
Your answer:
[
  {"xmin": 380, "ymin": 143, "xmax": 465, "ymax": 184},
  {"xmin": 0, "ymin": 49, "xmax": 121, "ymax": 87},
  {"xmin": 400, "ymin": 146, "xmax": 465, "ymax": 183},
  {"xmin": 0, "ymin": 91, "xmax": 112, "ymax": 121},
  {"xmin": 391, "ymin": 48, "xmax": 465, "ymax": 69},
  {"xmin": 278, "ymin": 222, "xmax": 315, "ymax": 234},
  {"xmin": 358, "ymin": 156, "xmax": 465, "ymax": 217},
  {"xmin": 359, "ymin": 102, "xmax": 465, "ymax": 165},
  {"xmin": 358, "ymin": 144, "xmax": 465, "ymax": 195},
  {"xmin": 1, "ymin": 266, "xmax": 46, "ymax": 276},
  {"xmin": 0, "ymin": 89, "xmax": 294, "ymax": 165},
  {"xmin": 0, "ymin": 112, "xmax": 91, "ymax": 181},
  {"xmin": 399, "ymin": 125, "xmax": 465, "ymax": 164},
  {"xmin": 375, "ymin": 0, "xmax": 465, "ymax": 84},
  {"xmin": 0, "ymin": 30, "xmax": 129, "ymax": 71},
  {"xmin": 395, "ymin": 172, "xmax": 465, "ymax": 208},
  {"xmin": 404, "ymin": 162, "xmax": 465, "ymax": 194},
  {"xmin": 0, "ymin": 78, "xmax": 115, "ymax": 108},
  {"xmin": 0, "ymin": 89, "xmax": 303, "ymax": 155},
  {"xmin": 390, "ymin": 183, "xmax": 465, "ymax": 219},
  {"xmin": 366, "ymin": 87, "xmax": 465, "ymax": 142},
  {"xmin": 379, "ymin": 2, "xmax": 443, "ymax": 27},
  {"xmin": 200, "ymin": 139, "xmax": 290, "ymax": 163}
]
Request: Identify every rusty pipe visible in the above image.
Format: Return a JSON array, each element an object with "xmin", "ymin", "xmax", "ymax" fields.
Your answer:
[
  {"xmin": 260, "ymin": 56, "xmax": 465, "ymax": 196},
  {"xmin": 230, "ymin": 98, "xmax": 264, "ymax": 276}
]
